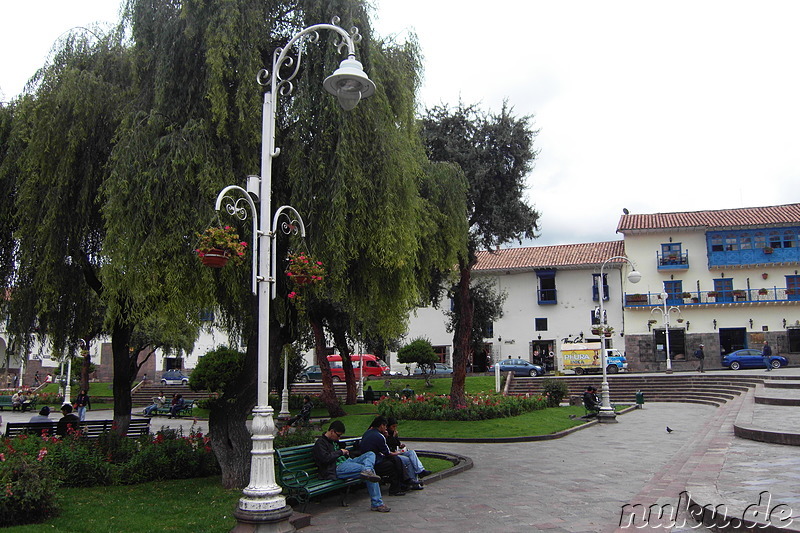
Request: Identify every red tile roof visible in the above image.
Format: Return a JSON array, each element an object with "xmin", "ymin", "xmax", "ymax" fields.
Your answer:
[
  {"xmin": 617, "ymin": 203, "xmax": 800, "ymax": 233},
  {"xmin": 475, "ymin": 241, "xmax": 626, "ymax": 272}
]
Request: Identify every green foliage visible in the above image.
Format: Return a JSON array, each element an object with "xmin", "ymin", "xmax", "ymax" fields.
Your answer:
[
  {"xmin": 447, "ymin": 277, "xmax": 507, "ymax": 355},
  {"xmin": 274, "ymin": 425, "xmax": 321, "ymax": 449},
  {"xmin": 0, "ymin": 425, "xmax": 219, "ymax": 508},
  {"xmin": 396, "ymin": 337, "xmax": 438, "ymax": 371},
  {"xmin": 189, "ymin": 346, "xmax": 245, "ymax": 406},
  {"xmin": 376, "ymin": 392, "xmax": 547, "ymax": 422},
  {"xmin": 0, "ymin": 450, "xmax": 61, "ymax": 527},
  {"xmin": 541, "ymin": 379, "xmax": 570, "ymax": 408}
]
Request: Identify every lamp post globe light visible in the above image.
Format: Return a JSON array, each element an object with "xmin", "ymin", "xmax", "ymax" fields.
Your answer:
[
  {"xmin": 597, "ymin": 256, "xmax": 641, "ymax": 423},
  {"xmin": 213, "ymin": 18, "xmax": 376, "ymax": 533},
  {"xmin": 651, "ymin": 290, "xmax": 682, "ymax": 374}
]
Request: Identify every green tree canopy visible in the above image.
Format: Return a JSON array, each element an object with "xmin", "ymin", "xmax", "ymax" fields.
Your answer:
[{"xmin": 421, "ymin": 102, "xmax": 540, "ymax": 408}]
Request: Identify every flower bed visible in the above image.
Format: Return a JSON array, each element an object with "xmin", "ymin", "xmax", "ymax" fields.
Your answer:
[
  {"xmin": 375, "ymin": 392, "xmax": 548, "ymax": 421},
  {"xmin": 0, "ymin": 426, "xmax": 219, "ymax": 527}
]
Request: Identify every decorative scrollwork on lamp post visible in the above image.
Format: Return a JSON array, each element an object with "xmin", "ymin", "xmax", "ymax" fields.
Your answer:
[{"xmin": 211, "ymin": 18, "xmax": 375, "ymax": 532}]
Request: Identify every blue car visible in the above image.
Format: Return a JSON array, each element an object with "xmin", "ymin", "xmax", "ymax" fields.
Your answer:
[
  {"xmin": 297, "ymin": 365, "xmax": 323, "ymax": 383},
  {"xmin": 489, "ymin": 358, "xmax": 544, "ymax": 377},
  {"xmin": 721, "ymin": 349, "xmax": 788, "ymax": 370}
]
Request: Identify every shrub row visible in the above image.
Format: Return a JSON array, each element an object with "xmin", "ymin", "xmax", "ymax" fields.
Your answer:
[
  {"xmin": 376, "ymin": 392, "xmax": 548, "ymax": 421},
  {"xmin": 0, "ymin": 426, "xmax": 219, "ymax": 527}
]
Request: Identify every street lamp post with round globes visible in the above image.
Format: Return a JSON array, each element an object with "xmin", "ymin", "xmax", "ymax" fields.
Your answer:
[
  {"xmin": 213, "ymin": 18, "xmax": 376, "ymax": 533},
  {"xmin": 596, "ymin": 256, "xmax": 641, "ymax": 423}
]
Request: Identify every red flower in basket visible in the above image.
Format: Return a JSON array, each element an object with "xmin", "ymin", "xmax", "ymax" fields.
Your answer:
[
  {"xmin": 196, "ymin": 226, "xmax": 247, "ymax": 268},
  {"xmin": 286, "ymin": 253, "xmax": 325, "ymax": 286}
]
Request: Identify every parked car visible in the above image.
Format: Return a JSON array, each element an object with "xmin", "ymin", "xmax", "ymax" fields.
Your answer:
[
  {"xmin": 328, "ymin": 354, "xmax": 390, "ymax": 382},
  {"xmin": 721, "ymin": 349, "xmax": 788, "ymax": 370},
  {"xmin": 489, "ymin": 358, "xmax": 544, "ymax": 377},
  {"xmin": 160, "ymin": 370, "xmax": 190, "ymax": 385},
  {"xmin": 297, "ymin": 365, "xmax": 322, "ymax": 383},
  {"xmin": 413, "ymin": 363, "xmax": 454, "ymax": 375}
]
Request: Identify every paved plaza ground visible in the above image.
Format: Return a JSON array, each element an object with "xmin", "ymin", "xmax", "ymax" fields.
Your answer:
[{"xmin": 2, "ymin": 368, "xmax": 797, "ymax": 532}]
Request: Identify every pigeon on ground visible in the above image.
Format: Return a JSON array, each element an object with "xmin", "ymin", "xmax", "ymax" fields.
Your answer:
[{"xmin": 666, "ymin": 426, "xmax": 674, "ymax": 433}]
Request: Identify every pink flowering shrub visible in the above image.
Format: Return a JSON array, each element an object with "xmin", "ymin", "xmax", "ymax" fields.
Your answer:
[
  {"xmin": 0, "ymin": 438, "xmax": 60, "ymax": 526},
  {"xmin": 376, "ymin": 392, "xmax": 548, "ymax": 421},
  {"xmin": 0, "ymin": 425, "xmax": 219, "ymax": 526}
]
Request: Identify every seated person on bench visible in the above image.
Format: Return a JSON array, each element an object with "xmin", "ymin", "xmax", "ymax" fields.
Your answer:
[
  {"xmin": 312, "ymin": 420, "xmax": 389, "ymax": 513},
  {"xmin": 286, "ymin": 395, "xmax": 313, "ymax": 426},
  {"xmin": 582, "ymin": 386, "xmax": 600, "ymax": 418}
]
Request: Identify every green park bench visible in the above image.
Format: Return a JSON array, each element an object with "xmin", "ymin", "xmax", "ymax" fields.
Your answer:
[
  {"xmin": 0, "ymin": 396, "xmax": 13, "ymax": 410},
  {"xmin": 0, "ymin": 395, "xmax": 38, "ymax": 412},
  {"xmin": 275, "ymin": 437, "xmax": 365, "ymax": 512},
  {"xmin": 5, "ymin": 418, "xmax": 151, "ymax": 439},
  {"xmin": 148, "ymin": 400, "xmax": 195, "ymax": 417}
]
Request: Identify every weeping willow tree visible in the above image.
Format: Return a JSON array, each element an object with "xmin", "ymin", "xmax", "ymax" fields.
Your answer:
[
  {"xmin": 280, "ymin": 0, "xmax": 467, "ymax": 410},
  {"xmin": 1, "ymin": 0, "xmax": 466, "ymax": 488}
]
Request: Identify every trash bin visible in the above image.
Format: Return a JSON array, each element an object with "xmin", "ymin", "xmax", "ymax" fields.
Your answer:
[{"xmin": 635, "ymin": 390, "xmax": 645, "ymax": 408}]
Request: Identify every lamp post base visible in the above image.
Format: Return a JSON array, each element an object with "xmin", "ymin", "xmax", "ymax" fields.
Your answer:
[
  {"xmin": 231, "ymin": 505, "xmax": 295, "ymax": 533},
  {"xmin": 597, "ymin": 409, "xmax": 618, "ymax": 423}
]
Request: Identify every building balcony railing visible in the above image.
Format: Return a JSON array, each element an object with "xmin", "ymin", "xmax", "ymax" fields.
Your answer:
[
  {"xmin": 657, "ymin": 251, "xmax": 689, "ymax": 270},
  {"xmin": 538, "ymin": 288, "xmax": 557, "ymax": 305},
  {"xmin": 625, "ymin": 288, "xmax": 800, "ymax": 307}
]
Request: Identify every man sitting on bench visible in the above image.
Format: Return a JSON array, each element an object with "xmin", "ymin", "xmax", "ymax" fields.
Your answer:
[
  {"xmin": 312, "ymin": 421, "xmax": 390, "ymax": 512},
  {"xmin": 582, "ymin": 386, "xmax": 600, "ymax": 418}
]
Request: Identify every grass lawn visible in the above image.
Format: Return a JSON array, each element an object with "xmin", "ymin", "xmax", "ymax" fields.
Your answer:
[
  {"xmin": 333, "ymin": 404, "xmax": 591, "ymax": 439},
  {"xmin": 4, "ymin": 461, "xmax": 455, "ymax": 532}
]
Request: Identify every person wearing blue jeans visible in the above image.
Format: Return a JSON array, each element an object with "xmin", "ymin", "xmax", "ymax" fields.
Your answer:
[{"xmin": 313, "ymin": 420, "xmax": 390, "ymax": 512}]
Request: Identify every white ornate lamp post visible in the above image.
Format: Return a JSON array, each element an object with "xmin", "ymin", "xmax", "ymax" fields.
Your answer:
[
  {"xmin": 214, "ymin": 18, "xmax": 375, "ymax": 533},
  {"xmin": 597, "ymin": 256, "xmax": 641, "ymax": 423},
  {"xmin": 279, "ymin": 349, "xmax": 290, "ymax": 419},
  {"xmin": 651, "ymin": 290, "xmax": 682, "ymax": 374}
]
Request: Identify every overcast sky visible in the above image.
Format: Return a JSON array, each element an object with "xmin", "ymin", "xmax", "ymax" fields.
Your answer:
[{"xmin": 3, "ymin": 1, "xmax": 799, "ymax": 247}]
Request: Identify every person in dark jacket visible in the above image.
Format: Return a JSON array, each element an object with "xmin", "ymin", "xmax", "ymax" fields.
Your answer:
[
  {"xmin": 694, "ymin": 344, "xmax": 705, "ymax": 372},
  {"xmin": 386, "ymin": 417, "xmax": 429, "ymax": 485},
  {"xmin": 312, "ymin": 421, "xmax": 389, "ymax": 512},
  {"xmin": 74, "ymin": 389, "xmax": 91, "ymax": 422},
  {"xmin": 360, "ymin": 416, "xmax": 418, "ymax": 493},
  {"xmin": 286, "ymin": 395, "xmax": 313, "ymax": 426},
  {"xmin": 57, "ymin": 403, "xmax": 80, "ymax": 437},
  {"xmin": 168, "ymin": 394, "xmax": 186, "ymax": 418},
  {"xmin": 762, "ymin": 341, "xmax": 773, "ymax": 371}
]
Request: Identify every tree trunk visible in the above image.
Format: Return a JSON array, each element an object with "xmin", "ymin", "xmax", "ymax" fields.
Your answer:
[
  {"xmin": 449, "ymin": 261, "xmax": 475, "ymax": 409},
  {"xmin": 309, "ymin": 312, "xmax": 345, "ymax": 417},
  {"xmin": 331, "ymin": 326, "xmax": 356, "ymax": 404},
  {"xmin": 208, "ymin": 332, "xmax": 258, "ymax": 489},
  {"xmin": 111, "ymin": 320, "xmax": 134, "ymax": 435}
]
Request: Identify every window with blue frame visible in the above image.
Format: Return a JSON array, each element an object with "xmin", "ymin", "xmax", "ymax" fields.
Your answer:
[
  {"xmin": 592, "ymin": 273, "xmax": 609, "ymax": 301},
  {"xmin": 787, "ymin": 275, "xmax": 800, "ymax": 301},
  {"xmin": 537, "ymin": 270, "xmax": 557, "ymax": 304},
  {"xmin": 659, "ymin": 243, "xmax": 687, "ymax": 268},
  {"xmin": 707, "ymin": 227, "xmax": 800, "ymax": 266},
  {"xmin": 664, "ymin": 280, "xmax": 682, "ymax": 305},
  {"xmin": 713, "ymin": 278, "xmax": 733, "ymax": 302}
]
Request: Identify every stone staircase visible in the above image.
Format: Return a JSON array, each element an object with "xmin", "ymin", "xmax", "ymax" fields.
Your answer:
[
  {"xmin": 506, "ymin": 372, "xmax": 767, "ymax": 407},
  {"xmin": 131, "ymin": 383, "xmax": 211, "ymax": 407}
]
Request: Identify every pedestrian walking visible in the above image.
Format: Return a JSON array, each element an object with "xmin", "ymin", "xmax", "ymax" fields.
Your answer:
[
  {"xmin": 74, "ymin": 389, "xmax": 91, "ymax": 421},
  {"xmin": 694, "ymin": 344, "xmax": 705, "ymax": 372},
  {"xmin": 762, "ymin": 340, "xmax": 773, "ymax": 371}
]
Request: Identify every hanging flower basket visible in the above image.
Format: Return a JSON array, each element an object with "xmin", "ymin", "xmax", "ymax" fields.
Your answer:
[
  {"xmin": 286, "ymin": 253, "xmax": 325, "ymax": 287},
  {"xmin": 196, "ymin": 226, "xmax": 247, "ymax": 267},
  {"xmin": 200, "ymin": 248, "xmax": 229, "ymax": 268},
  {"xmin": 591, "ymin": 328, "xmax": 601, "ymax": 335}
]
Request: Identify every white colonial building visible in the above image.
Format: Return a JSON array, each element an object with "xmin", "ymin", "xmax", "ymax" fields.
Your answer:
[
  {"xmin": 618, "ymin": 203, "xmax": 800, "ymax": 371},
  {"xmin": 406, "ymin": 240, "xmax": 634, "ymax": 372}
]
